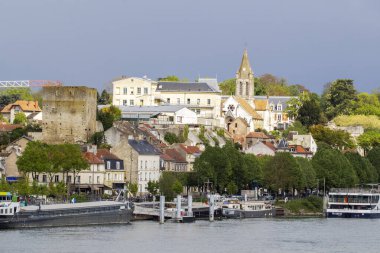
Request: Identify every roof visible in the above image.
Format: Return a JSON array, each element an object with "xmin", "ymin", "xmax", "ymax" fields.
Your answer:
[
  {"xmin": 156, "ymin": 82, "xmax": 218, "ymax": 93},
  {"xmin": 237, "ymin": 49, "xmax": 253, "ymax": 79},
  {"xmin": 83, "ymin": 152, "xmax": 103, "ymax": 164},
  {"xmin": 262, "ymin": 141, "xmax": 276, "ymax": 151},
  {"xmin": 128, "ymin": 140, "xmax": 161, "ymax": 155},
  {"xmin": 254, "ymin": 100, "xmax": 268, "ymax": 111},
  {"xmin": 96, "ymin": 149, "xmax": 121, "ymax": 160},
  {"xmin": 288, "ymin": 145, "xmax": 312, "ymax": 154},
  {"xmin": 164, "ymin": 148, "xmax": 187, "ymax": 163},
  {"xmin": 277, "ymin": 139, "xmax": 288, "ymax": 149},
  {"xmin": 234, "ymin": 97, "xmax": 262, "ymax": 120},
  {"xmin": 254, "ymin": 96, "xmax": 295, "ymax": 111},
  {"xmin": 179, "ymin": 144, "xmax": 201, "ymax": 154},
  {"xmin": 0, "ymin": 123, "xmax": 23, "ymax": 132},
  {"xmin": 160, "ymin": 153, "xmax": 175, "ymax": 161},
  {"xmin": 1, "ymin": 100, "xmax": 41, "ymax": 113},
  {"xmin": 246, "ymin": 132, "xmax": 269, "ymax": 139}
]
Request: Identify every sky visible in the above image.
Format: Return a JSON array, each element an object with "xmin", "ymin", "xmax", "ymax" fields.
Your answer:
[{"xmin": 1, "ymin": 0, "xmax": 380, "ymax": 94}]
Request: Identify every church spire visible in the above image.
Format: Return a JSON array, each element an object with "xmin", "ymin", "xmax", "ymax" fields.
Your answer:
[
  {"xmin": 235, "ymin": 49, "xmax": 255, "ymax": 99},
  {"xmin": 237, "ymin": 48, "xmax": 253, "ymax": 79}
]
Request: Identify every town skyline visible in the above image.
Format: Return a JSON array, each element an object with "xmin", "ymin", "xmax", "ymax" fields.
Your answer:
[{"xmin": 1, "ymin": 1, "xmax": 380, "ymax": 94}]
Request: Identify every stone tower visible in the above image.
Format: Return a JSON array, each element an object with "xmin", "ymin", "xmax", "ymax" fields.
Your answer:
[
  {"xmin": 235, "ymin": 49, "xmax": 254, "ymax": 99},
  {"xmin": 42, "ymin": 86, "xmax": 97, "ymax": 144}
]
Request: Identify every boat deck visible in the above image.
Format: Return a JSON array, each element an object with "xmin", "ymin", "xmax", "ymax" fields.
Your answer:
[{"xmin": 21, "ymin": 201, "xmax": 125, "ymax": 211}]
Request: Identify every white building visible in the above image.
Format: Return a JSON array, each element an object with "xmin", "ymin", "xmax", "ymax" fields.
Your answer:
[
  {"xmin": 112, "ymin": 77, "xmax": 222, "ymax": 127},
  {"xmin": 1, "ymin": 100, "xmax": 42, "ymax": 123},
  {"xmin": 128, "ymin": 140, "xmax": 161, "ymax": 195}
]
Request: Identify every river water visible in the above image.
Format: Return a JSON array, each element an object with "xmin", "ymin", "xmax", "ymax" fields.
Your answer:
[{"xmin": 1, "ymin": 218, "xmax": 379, "ymax": 253}]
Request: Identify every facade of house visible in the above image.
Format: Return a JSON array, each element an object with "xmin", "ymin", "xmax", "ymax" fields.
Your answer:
[
  {"xmin": 96, "ymin": 148, "xmax": 125, "ymax": 190},
  {"xmin": 1, "ymin": 100, "xmax": 42, "ymax": 123},
  {"xmin": 245, "ymin": 141, "xmax": 276, "ymax": 156},
  {"xmin": 246, "ymin": 132, "xmax": 271, "ymax": 148},
  {"xmin": 289, "ymin": 133, "xmax": 318, "ymax": 155},
  {"xmin": 176, "ymin": 144, "xmax": 201, "ymax": 171},
  {"xmin": 161, "ymin": 148, "xmax": 188, "ymax": 172},
  {"xmin": 277, "ymin": 139, "xmax": 313, "ymax": 159}
]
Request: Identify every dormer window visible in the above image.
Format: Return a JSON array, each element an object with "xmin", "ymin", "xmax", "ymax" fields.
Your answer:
[{"xmin": 277, "ymin": 105, "xmax": 282, "ymax": 111}]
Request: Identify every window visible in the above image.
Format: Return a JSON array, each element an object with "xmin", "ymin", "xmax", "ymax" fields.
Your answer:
[
  {"xmin": 235, "ymin": 123, "xmax": 238, "ymax": 127},
  {"xmin": 54, "ymin": 175, "xmax": 59, "ymax": 183},
  {"xmin": 130, "ymin": 87, "xmax": 134, "ymax": 95},
  {"xmin": 177, "ymin": 116, "xmax": 183, "ymax": 123},
  {"xmin": 187, "ymin": 98, "xmax": 191, "ymax": 104},
  {"xmin": 123, "ymin": 100, "xmax": 128, "ymax": 106},
  {"xmin": 35, "ymin": 175, "xmax": 39, "ymax": 181},
  {"xmin": 145, "ymin": 172, "xmax": 147, "ymax": 180},
  {"xmin": 246, "ymin": 82, "xmax": 249, "ymax": 95},
  {"xmin": 207, "ymin": 99, "xmax": 211, "ymax": 105},
  {"xmin": 76, "ymin": 176, "xmax": 81, "ymax": 184},
  {"xmin": 140, "ymin": 99, "xmax": 144, "ymax": 106},
  {"xmin": 239, "ymin": 82, "xmax": 243, "ymax": 94},
  {"xmin": 177, "ymin": 98, "xmax": 180, "ymax": 104},
  {"xmin": 123, "ymin": 87, "xmax": 128, "ymax": 95},
  {"xmin": 116, "ymin": 161, "xmax": 120, "ymax": 170},
  {"xmin": 130, "ymin": 100, "xmax": 134, "ymax": 106},
  {"xmin": 270, "ymin": 105, "xmax": 274, "ymax": 111},
  {"xmin": 144, "ymin": 87, "xmax": 148, "ymax": 94},
  {"xmin": 197, "ymin": 99, "xmax": 200, "ymax": 105},
  {"xmin": 108, "ymin": 173, "xmax": 110, "ymax": 180},
  {"xmin": 89, "ymin": 176, "xmax": 92, "ymax": 183},
  {"xmin": 277, "ymin": 105, "xmax": 282, "ymax": 111},
  {"xmin": 67, "ymin": 176, "xmax": 72, "ymax": 183},
  {"xmin": 167, "ymin": 98, "xmax": 170, "ymax": 104},
  {"xmin": 196, "ymin": 109, "xmax": 200, "ymax": 115},
  {"xmin": 42, "ymin": 175, "xmax": 47, "ymax": 183},
  {"xmin": 107, "ymin": 161, "xmax": 111, "ymax": 170},
  {"xmin": 137, "ymin": 87, "xmax": 141, "ymax": 95},
  {"xmin": 114, "ymin": 174, "xmax": 117, "ymax": 180},
  {"xmin": 277, "ymin": 114, "xmax": 282, "ymax": 121},
  {"xmin": 145, "ymin": 161, "xmax": 147, "ymax": 168},
  {"xmin": 116, "ymin": 87, "xmax": 120, "ymax": 95},
  {"xmin": 97, "ymin": 176, "xmax": 100, "ymax": 183},
  {"xmin": 153, "ymin": 161, "xmax": 156, "ymax": 169}
]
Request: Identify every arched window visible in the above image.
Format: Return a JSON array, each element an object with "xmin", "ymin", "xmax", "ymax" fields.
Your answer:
[
  {"xmin": 239, "ymin": 82, "xmax": 243, "ymax": 95},
  {"xmin": 246, "ymin": 82, "xmax": 249, "ymax": 96}
]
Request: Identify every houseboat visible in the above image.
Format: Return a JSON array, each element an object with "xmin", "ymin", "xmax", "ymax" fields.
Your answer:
[
  {"xmin": 221, "ymin": 199, "xmax": 276, "ymax": 218},
  {"xmin": 0, "ymin": 192, "xmax": 133, "ymax": 229},
  {"xmin": 326, "ymin": 185, "xmax": 380, "ymax": 218}
]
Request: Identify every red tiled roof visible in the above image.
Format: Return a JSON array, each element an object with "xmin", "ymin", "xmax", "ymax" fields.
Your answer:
[
  {"xmin": 160, "ymin": 153, "xmax": 174, "ymax": 161},
  {"xmin": 179, "ymin": 144, "xmax": 200, "ymax": 154},
  {"xmin": 0, "ymin": 123, "xmax": 23, "ymax": 132},
  {"xmin": 96, "ymin": 149, "xmax": 121, "ymax": 160},
  {"xmin": 246, "ymin": 132, "xmax": 269, "ymax": 139},
  {"xmin": 83, "ymin": 152, "xmax": 104, "ymax": 164},
  {"xmin": 1, "ymin": 100, "xmax": 41, "ymax": 113},
  {"xmin": 262, "ymin": 141, "xmax": 276, "ymax": 151},
  {"xmin": 288, "ymin": 145, "xmax": 312, "ymax": 154},
  {"xmin": 164, "ymin": 149, "xmax": 187, "ymax": 163}
]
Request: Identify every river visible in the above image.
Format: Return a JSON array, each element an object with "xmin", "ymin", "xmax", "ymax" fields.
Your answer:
[{"xmin": 1, "ymin": 218, "xmax": 379, "ymax": 253}]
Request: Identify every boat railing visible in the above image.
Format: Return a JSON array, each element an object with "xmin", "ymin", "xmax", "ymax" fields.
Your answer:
[{"xmin": 329, "ymin": 188, "xmax": 380, "ymax": 194}]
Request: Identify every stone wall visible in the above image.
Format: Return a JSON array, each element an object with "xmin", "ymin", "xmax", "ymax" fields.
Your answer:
[{"xmin": 42, "ymin": 86, "xmax": 97, "ymax": 144}]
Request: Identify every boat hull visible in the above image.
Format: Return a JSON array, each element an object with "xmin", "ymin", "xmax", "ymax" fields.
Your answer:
[
  {"xmin": 223, "ymin": 208, "xmax": 276, "ymax": 218},
  {"xmin": 326, "ymin": 211, "xmax": 380, "ymax": 219},
  {"xmin": 0, "ymin": 204, "xmax": 133, "ymax": 229}
]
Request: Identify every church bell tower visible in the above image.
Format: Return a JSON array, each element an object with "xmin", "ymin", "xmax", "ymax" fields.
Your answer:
[{"xmin": 235, "ymin": 49, "xmax": 254, "ymax": 99}]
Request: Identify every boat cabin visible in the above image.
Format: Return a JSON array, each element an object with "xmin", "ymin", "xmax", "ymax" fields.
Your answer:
[{"xmin": 0, "ymin": 192, "xmax": 20, "ymax": 216}]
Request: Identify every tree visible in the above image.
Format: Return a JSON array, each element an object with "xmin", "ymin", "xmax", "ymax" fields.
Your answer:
[
  {"xmin": 367, "ymin": 147, "xmax": 380, "ymax": 178},
  {"xmin": 263, "ymin": 152, "xmax": 302, "ymax": 193},
  {"xmin": 172, "ymin": 180, "xmax": 183, "ymax": 195},
  {"xmin": 353, "ymin": 93, "xmax": 380, "ymax": 116},
  {"xmin": 146, "ymin": 181, "xmax": 159, "ymax": 196},
  {"xmin": 164, "ymin": 132, "xmax": 179, "ymax": 144},
  {"xmin": 13, "ymin": 112, "xmax": 27, "ymax": 125},
  {"xmin": 322, "ymin": 79, "xmax": 358, "ymax": 120},
  {"xmin": 98, "ymin": 90, "xmax": 112, "ymax": 105},
  {"xmin": 345, "ymin": 152, "xmax": 378, "ymax": 184},
  {"xmin": 159, "ymin": 172, "xmax": 177, "ymax": 200},
  {"xmin": 282, "ymin": 121, "xmax": 308, "ymax": 137},
  {"xmin": 158, "ymin": 76, "xmax": 180, "ymax": 82},
  {"xmin": 295, "ymin": 157, "xmax": 316, "ymax": 189},
  {"xmin": 357, "ymin": 130, "xmax": 380, "ymax": 154},
  {"xmin": 312, "ymin": 148, "xmax": 358, "ymax": 189},
  {"xmin": 297, "ymin": 93, "xmax": 324, "ymax": 127},
  {"xmin": 226, "ymin": 182, "xmax": 238, "ymax": 195},
  {"xmin": 0, "ymin": 87, "xmax": 34, "ymax": 105},
  {"xmin": 218, "ymin": 78, "xmax": 235, "ymax": 95},
  {"xmin": 310, "ymin": 125, "xmax": 355, "ymax": 150},
  {"xmin": 128, "ymin": 183, "xmax": 138, "ymax": 197},
  {"xmin": 98, "ymin": 105, "xmax": 121, "ymax": 131}
]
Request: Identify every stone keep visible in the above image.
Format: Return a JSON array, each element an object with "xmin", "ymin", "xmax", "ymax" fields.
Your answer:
[{"xmin": 42, "ymin": 86, "xmax": 97, "ymax": 144}]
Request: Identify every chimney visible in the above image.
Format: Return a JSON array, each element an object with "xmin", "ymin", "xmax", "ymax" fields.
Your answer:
[{"xmin": 92, "ymin": 144, "xmax": 97, "ymax": 155}]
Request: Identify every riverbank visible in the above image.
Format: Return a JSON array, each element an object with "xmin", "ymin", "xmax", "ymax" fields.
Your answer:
[{"xmin": 276, "ymin": 196, "xmax": 324, "ymax": 217}]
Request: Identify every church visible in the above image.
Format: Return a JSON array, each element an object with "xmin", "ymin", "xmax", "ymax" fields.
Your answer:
[{"xmin": 222, "ymin": 49, "xmax": 295, "ymax": 144}]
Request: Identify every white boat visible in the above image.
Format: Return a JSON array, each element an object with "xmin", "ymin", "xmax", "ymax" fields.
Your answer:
[
  {"xmin": 326, "ymin": 185, "xmax": 380, "ymax": 218},
  {"xmin": 221, "ymin": 199, "xmax": 276, "ymax": 218}
]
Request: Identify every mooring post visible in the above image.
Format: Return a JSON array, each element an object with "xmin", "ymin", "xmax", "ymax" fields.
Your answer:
[
  {"xmin": 176, "ymin": 195, "xmax": 182, "ymax": 221},
  {"xmin": 188, "ymin": 195, "xmax": 193, "ymax": 217},
  {"xmin": 159, "ymin": 195, "xmax": 165, "ymax": 224},
  {"xmin": 209, "ymin": 194, "xmax": 214, "ymax": 222},
  {"xmin": 244, "ymin": 194, "xmax": 247, "ymax": 202}
]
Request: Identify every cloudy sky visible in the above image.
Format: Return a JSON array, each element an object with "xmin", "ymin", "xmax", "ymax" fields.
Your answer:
[{"xmin": 1, "ymin": 0, "xmax": 379, "ymax": 93}]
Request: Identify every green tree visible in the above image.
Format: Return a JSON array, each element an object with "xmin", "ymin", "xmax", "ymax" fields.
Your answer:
[
  {"xmin": 164, "ymin": 132, "xmax": 179, "ymax": 144},
  {"xmin": 345, "ymin": 152, "xmax": 378, "ymax": 184},
  {"xmin": 0, "ymin": 88, "xmax": 34, "ymax": 102},
  {"xmin": 226, "ymin": 182, "xmax": 238, "ymax": 195},
  {"xmin": 312, "ymin": 148, "xmax": 358, "ymax": 189},
  {"xmin": 98, "ymin": 89, "xmax": 112, "ymax": 105},
  {"xmin": 13, "ymin": 112, "xmax": 27, "ymax": 125},
  {"xmin": 353, "ymin": 93, "xmax": 380, "ymax": 116},
  {"xmin": 295, "ymin": 157, "xmax": 316, "ymax": 189},
  {"xmin": 283, "ymin": 121, "xmax": 308, "ymax": 137},
  {"xmin": 218, "ymin": 78, "xmax": 235, "ymax": 95},
  {"xmin": 159, "ymin": 172, "xmax": 177, "ymax": 200},
  {"xmin": 158, "ymin": 76, "xmax": 180, "ymax": 82},
  {"xmin": 297, "ymin": 93, "xmax": 324, "ymax": 127},
  {"xmin": 128, "ymin": 183, "xmax": 138, "ymax": 197},
  {"xmin": 146, "ymin": 181, "xmax": 160, "ymax": 196},
  {"xmin": 322, "ymin": 79, "xmax": 358, "ymax": 120},
  {"xmin": 367, "ymin": 147, "xmax": 380, "ymax": 178},
  {"xmin": 310, "ymin": 125, "xmax": 355, "ymax": 150},
  {"xmin": 98, "ymin": 105, "xmax": 121, "ymax": 131},
  {"xmin": 357, "ymin": 130, "xmax": 380, "ymax": 154},
  {"xmin": 172, "ymin": 180, "xmax": 183, "ymax": 195}
]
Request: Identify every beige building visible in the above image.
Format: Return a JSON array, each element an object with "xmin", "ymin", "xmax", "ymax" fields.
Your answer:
[
  {"xmin": 42, "ymin": 86, "xmax": 97, "ymax": 144},
  {"xmin": 1, "ymin": 100, "xmax": 42, "ymax": 123}
]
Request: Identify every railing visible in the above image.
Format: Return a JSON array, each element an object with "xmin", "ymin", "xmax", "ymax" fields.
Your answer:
[{"xmin": 329, "ymin": 188, "xmax": 380, "ymax": 194}]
